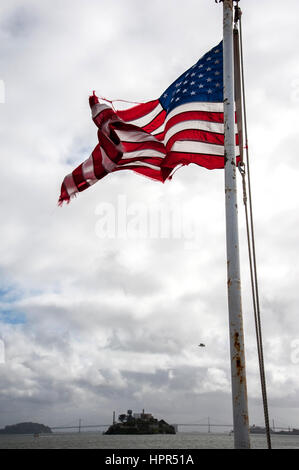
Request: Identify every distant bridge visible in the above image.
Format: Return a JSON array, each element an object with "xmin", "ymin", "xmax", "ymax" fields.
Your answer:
[
  {"xmin": 49, "ymin": 423, "xmax": 231, "ymax": 432},
  {"xmin": 49, "ymin": 423, "xmax": 297, "ymax": 432},
  {"xmin": 51, "ymin": 424, "xmax": 109, "ymax": 431}
]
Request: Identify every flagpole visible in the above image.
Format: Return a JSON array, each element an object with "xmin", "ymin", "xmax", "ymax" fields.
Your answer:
[{"xmin": 222, "ymin": 0, "xmax": 250, "ymax": 448}]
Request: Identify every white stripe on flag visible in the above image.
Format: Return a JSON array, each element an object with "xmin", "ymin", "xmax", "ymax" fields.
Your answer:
[
  {"xmin": 122, "ymin": 149, "xmax": 165, "ymax": 160},
  {"xmin": 64, "ymin": 173, "xmax": 78, "ymax": 197},
  {"xmin": 82, "ymin": 153, "xmax": 97, "ymax": 183},
  {"xmin": 101, "ymin": 147, "xmax": 117, "ymax": 172},
  {"xmin": 119, "ymin": 161, "xmax": 162, "ymax": 171},
  {"xmin": 152, "ymin": 122, "xmax": 165, "ymax": 136},
  {"xmin": 91, "ymin": 103, "xmax": 110, "ymax": 119},
  {"xmin": 115, "ymin": 129, "xmax": 160, "ymax": 143},
  {"xmin": 166, "ymin": 101, "xmax": 224, "ymax": 122},
  {"xmin": 172, "ymin": 140, "xmax": 240, "ymax": 156},
  {"xmin": 164, "ymin": 120, "xmax": 225, "ymax": 144}
]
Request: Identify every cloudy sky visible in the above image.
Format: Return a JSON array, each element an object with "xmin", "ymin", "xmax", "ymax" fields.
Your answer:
[{"xmin": 1, "ymin": 0, "xmax": 299, "ymax": 433}]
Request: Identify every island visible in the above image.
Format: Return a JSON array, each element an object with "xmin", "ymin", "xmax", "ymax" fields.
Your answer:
[
  {"xmin": 0, "ymin": 422, "xmax": 52, "ymax": 435},
  {"xmin": 104, "ymin": 410, "xmax": 176, "ymax": 435}
]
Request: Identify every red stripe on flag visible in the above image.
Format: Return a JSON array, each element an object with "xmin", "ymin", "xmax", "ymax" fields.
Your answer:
[
  {"xmin": 116, "ymin": 100, "xmax": 160, "ymax": 122},
  {"xmin": 166, "ymin": 129, "xmax": 239, "ymax": 150},
  {"xmin": 92, "ymin": 145, "xmax": 108, "ymax": 179},
  {"xmin": 58, "ymin": 182, "xmax": 70, "ymax": 205},
  {"xmin": 117, "ymin": 157, "xmax": 164, "ymax": 167},
  {"xmin": 163, "ymin": 151, "xmax": 226, "ymax": 170},
  {"xmin": 153, "ymin": 131, "xmax": 165, "ymax": 141},
  {"xmin": 142, "ymin": 110, "xmax": 167, "ymax": 133},
  {"xmin": 163, "ymin": 152, "xmax": 241, "ymax": 171},
  {"xmin": 97, "ymin": 132, "xmax": 122, "ymax": 162},
  {"xmin": 93, "ymin": 107, "xmax": 116, "ymax": 129},
  {"xmin": 121, "ymin": 140, "xmax": 166, "ymax": 154}
]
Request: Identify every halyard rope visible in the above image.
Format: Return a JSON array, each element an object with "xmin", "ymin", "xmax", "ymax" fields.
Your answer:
[{"xmin": 235, "ymin": 2, "xmax": 272, "ymax": 449}]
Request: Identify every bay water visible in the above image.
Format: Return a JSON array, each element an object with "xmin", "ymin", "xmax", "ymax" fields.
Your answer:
[{"xmin": 0, "ymin": 431, "xmax": 298, "ymax": 449}]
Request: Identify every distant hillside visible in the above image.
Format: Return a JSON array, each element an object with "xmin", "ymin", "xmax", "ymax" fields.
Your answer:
[{"xmin": 0, "ymin": 422, "xmax": 52, "ymax": 434}]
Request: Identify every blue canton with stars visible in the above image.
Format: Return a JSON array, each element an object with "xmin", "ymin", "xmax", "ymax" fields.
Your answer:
[{"xmin": 159, "ymin": 41, "xmax": 223, "ymax": 114}]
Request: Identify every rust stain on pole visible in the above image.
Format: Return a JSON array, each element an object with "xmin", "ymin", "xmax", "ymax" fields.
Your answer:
[
  {"xmin": 233, "ymin": 331, "xmax": 246, "ymax": 385},
  {"xmin": 234, "ymin": 332, "xmax": 240, "ymax": 351}
]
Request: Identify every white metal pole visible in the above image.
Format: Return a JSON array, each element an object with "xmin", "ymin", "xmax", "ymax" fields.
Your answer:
[{"xmin": 222, "ymin": 0, "xmax": 250, "ymax": 449}]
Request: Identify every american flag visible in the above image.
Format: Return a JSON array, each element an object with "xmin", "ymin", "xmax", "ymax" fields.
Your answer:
[{"xmin": 59, "ymin": 41, "xmax": 240, "ymax": 204}]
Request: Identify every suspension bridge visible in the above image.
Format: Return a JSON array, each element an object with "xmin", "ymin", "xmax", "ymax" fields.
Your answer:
[{"xmin": 49, "ymin": 421, "xmax": 296, "ymax": 433}]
